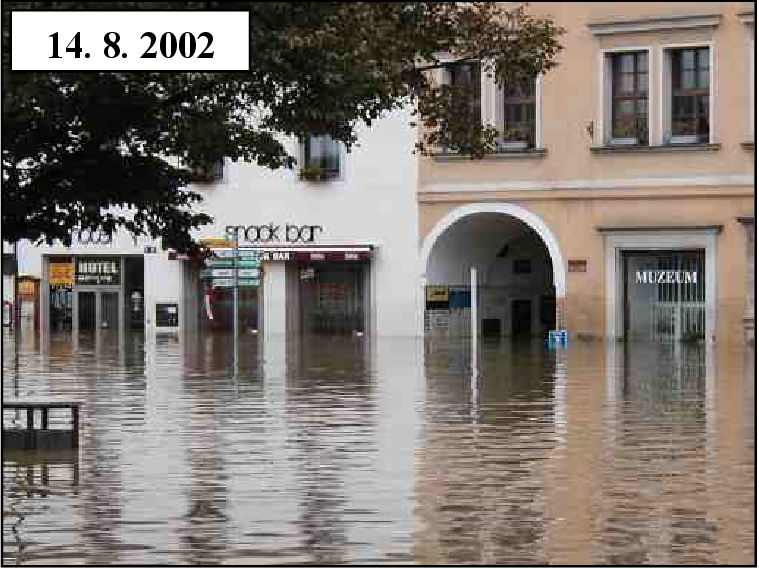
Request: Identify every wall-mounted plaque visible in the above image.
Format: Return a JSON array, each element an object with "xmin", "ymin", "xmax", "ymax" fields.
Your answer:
[{"xmin": 568, "ymin": 260, "xmax": 587, "ymax": 273}]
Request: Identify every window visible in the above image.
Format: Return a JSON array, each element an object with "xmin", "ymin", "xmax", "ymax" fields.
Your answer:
[
  {"xmin": 610, "ymin": 52, "xmax": 648, "ymax": 144},
  {"xmin": 502, "ymin": 80, "xmax": 536, "ymax": 147},
  {"xmin": 302, "ymin": 135, "xmax": 341, "ymax": 181},
  {"xmin": 513, "ymin": 259, "xmax": 532, "ymax": 275},
  {"xmin": 190, "ymin": 158, "xmax": 224, "ymax": 182},
  {"xmin": 445, "ymin": 61, "xmax": 482, "ymax": 126},
  {"xmin": 669, "ymin": 47, "xmax": 710, "ymax": 143}
]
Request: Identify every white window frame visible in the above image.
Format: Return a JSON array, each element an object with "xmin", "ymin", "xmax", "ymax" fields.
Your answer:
[
  {"xmin": 603, "ymin": 228, "xmax": 719, "ymax": 343},
  {"xmin": 598, "ymin": 46, "xmax": 654, "ymax": 147},
  {"xmin": 659, "ymin": 41, "xmax": 715, "ymax": 145},
  {"xmin": 492, "ymin": 74, "xmax": 542, "ymax": 149},
  {"xmin": 747, "ymin": 25, "xmax": 755, "ymax": 142}
]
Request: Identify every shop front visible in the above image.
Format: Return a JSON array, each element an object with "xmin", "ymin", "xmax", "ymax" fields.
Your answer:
[
  {"xmin": 622, "ymin": 250, "xmax": 705, "ymax": 342},
  {"xmin": 42, "ymin": 254, "xmax": 146, "ymax": 333},
  {"xmin": 193, "ymin": 241, "xmax": 373, "ymax": 336},
  {"xmin": 601, "ymin": 226, "xmax": 719, "ymax": 344}
]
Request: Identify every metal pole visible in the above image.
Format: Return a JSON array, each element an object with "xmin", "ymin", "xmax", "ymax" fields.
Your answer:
[
  {"xmin": 233, "ymin": 229, "xmax": 239, "ymax": 376},
  {"xmin": 470, "ymin": 266, "xmax": 478, "ymax": 380}
]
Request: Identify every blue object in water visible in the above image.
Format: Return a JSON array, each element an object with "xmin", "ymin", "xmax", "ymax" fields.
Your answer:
[{"xmin": 547, "ymin": 329, "xmax": 568, "ymax": 348}]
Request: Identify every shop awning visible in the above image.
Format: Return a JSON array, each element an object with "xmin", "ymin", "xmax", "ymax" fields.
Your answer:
[{"xmin": 204, "ymin": 244, "xmax": 374, "ymax": 262}]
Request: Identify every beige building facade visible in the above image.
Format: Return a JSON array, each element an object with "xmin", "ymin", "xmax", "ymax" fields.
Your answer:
[{"xmin": 419, "ymin": 2, "xmax": 755, "ymax": 343}]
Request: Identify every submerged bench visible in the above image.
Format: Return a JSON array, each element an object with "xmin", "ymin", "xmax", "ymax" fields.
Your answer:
[{"xmin": 2, "ymin": 399, "xmax": 81, "ymax": 450}]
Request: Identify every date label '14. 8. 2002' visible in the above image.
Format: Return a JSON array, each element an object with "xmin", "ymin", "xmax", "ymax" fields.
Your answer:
[{"xmin": 11, "ymin": 11, "xmax": 249, "ymax": 71}]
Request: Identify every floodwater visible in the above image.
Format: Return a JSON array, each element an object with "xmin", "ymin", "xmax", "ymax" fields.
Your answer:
[{"xmin": 2, "ymin": 330, "xmax": 755, "ymax": 565}]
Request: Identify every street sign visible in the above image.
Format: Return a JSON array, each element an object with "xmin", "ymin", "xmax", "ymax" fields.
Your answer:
[
  {"xmin": 203, "ymin": 268, "xmax": 260, "ymax": 278},
  {"xmin": 211, "ymin": 278, "xmax": 259, "ymax": 287},
  {"xmin": 213, "ymin": 249, "xmax": 261, "ymax": 259},
  {"xmin": 204, "ymin": 258, "xmax": 260, "ymax": 268}
]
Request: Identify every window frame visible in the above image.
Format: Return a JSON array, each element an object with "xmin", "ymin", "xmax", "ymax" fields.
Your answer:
[
  {"xmin": 599, "ymin": 46, "xmax": 653, "ymax": 147},
  {"xmin": 499, "ymin": 77, "xmax": 539, "ymax": 149},
  {"xmin": 610, "ymin": 51, "xmax": 649, "ymax": 145},
  {"xmin": 301, "ymin": 134, "xmax": 343, "ymax": 182},
  {"xmin": 660, "ymin": 42, "xmax": 715, "ymax": 145},
  {"xmin": 669, "ymin": 47, "xmax": 710, "ymax": 143},
  {"xmin": 443, "ymin": 59, "xmax": 483, "ymax": 127}
]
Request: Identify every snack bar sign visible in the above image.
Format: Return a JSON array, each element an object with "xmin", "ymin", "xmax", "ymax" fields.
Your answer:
[{"xmin": 75, "ymin": 257, "xmax": 121, "ymax": 285}]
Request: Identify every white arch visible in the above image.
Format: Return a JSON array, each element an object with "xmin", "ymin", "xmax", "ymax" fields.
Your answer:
[{"xmin": 421, "ymin": 202, "xmax": 567, "ymax": 297}]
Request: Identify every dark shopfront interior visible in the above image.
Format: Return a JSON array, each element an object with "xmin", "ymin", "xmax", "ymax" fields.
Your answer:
[
  {"xmin": 298, "ymin": 261, "xmax": 368, "ymax": 334},
  {"xmin": 198, "ymin": 259, "xmax": 369, "ymax": 335}
]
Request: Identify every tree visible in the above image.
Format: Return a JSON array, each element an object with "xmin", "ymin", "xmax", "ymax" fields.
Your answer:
[{"xmin": 2, "ymin": 2, "xmax": 563, "ymax": 251}]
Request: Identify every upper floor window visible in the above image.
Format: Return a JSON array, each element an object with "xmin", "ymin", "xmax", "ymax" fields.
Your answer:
[
  {"xmin": 301, "ymin": 135, "xmax": 340, "ymax": 181},
  {"xmin": 190, "ymin": 157, "xmax": 224, "ymax": 182},
  {"xmin": 445, "ymin": 61, "xmax": 482, "ymax": 125},
  {"xmin": 502, "ymin": 80, "xmax": 536, "ymax": 148},
  {"xmin": 611, "ymin": 51, "xmax": 648, "ymax": 144},
  {"xmin": 668, "ymin": 47, "xmax": 710, "ymax": 143}
]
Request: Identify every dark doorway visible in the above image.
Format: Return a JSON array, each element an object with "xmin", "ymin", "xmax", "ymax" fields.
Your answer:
[
  {"xmin": 512, "ymin": 299, "xmax": 532, "ymax": 336},
  {"xmin": 540, "ymin": 295, "xmax": 556, "ymax": 335},
  {"xmin": 482, "ymin": 318, "xmax": 501, "ymax": 337},
  {"xmin": 101, "ymin": 292, "xmax": 119, "ymax": 330},
  {"xmin": 78, "ymin": 291, "xmax": 96, "ymax": 331}
]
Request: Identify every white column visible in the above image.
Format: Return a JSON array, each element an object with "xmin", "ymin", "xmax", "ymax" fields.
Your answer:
[{"xmin": 262, "ymin": 261, "xmax": 288, "ymax": 335}]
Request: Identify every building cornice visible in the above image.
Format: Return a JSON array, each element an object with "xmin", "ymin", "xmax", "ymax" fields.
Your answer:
[
  {"xmin": 420, "ymin": 174, "xmax": 755, "ymax": 194},
  {"xmin": 738, "ymin": 10, "xmax": 754, "ymax": 25},
  {"xmin": 596, "ymin": 225, "xmax": 723, "ymax": 234},
  {"xmin": 588, "ymin": 13, "xmax": 721, "ymax": 36}
]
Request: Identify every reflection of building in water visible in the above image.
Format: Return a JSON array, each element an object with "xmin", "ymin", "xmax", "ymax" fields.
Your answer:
[
  {"xmin": 416, "ymin": 341, "xmax": 559, "ymax": 564},
  {"xmin": 284, "ymin": 336, "xmax": 372, "ymax": 564},
  {"xmin": 2, "ymin": 450, "xmax": 80, "ymax": 564},
  {"xmin": 177, "ymin": 363, "xmax": 230, "ymax": 564},
  {"xmin": 594, "ymin": 342, "xmax": 721, "ymax": 565}
]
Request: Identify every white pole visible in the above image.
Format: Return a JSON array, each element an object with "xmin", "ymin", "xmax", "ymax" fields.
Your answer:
[
  {"xmin": 471, "ymin": 266, "xmax": 478, "ymax": 380},
  {"xmin": 232, "ymin": 228, "xmax": 239, "ymax": 376}
]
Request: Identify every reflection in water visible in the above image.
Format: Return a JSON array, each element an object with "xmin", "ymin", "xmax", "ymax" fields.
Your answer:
[{"xmin": 2, "ymin": 330, "xmax": 755, "ymax": 564}]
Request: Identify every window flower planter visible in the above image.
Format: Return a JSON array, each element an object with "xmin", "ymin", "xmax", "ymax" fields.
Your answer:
[{"xmin": 299, "ymin": 165, "xmax": 338, "ymax": 182}]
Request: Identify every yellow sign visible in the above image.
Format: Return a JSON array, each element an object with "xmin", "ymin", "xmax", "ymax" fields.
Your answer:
[
  {"xmin": 18, "ymin": 280, "xmax": 36, "ymax": 296},
  {"xmin": 200, "ymin": 237, "xmax": 233, "ymax": 248},
  {"xmin": 49, "ymin": 263, "xmax": 74, "ymax": 286},
  {"xmin": 426, "ymin": 285, "xmax": 449, "ymax": 303}
]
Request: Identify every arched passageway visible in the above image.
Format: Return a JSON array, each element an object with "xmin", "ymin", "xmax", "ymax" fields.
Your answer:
[{"xmin": 421, "ymin": 203, "xmax": 566, "ymax": 338}]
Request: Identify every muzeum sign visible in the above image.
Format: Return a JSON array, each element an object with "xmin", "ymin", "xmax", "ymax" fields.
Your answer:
[
  {"xmin": 635, "ymin": 270, "xmax": 699, "ymax": 284},
  {"xmin": 225, "ymin": 223, "xmax": 323, "ymax": 243}
]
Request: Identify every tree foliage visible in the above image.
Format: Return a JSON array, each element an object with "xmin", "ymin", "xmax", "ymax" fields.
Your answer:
[{"xmin": 2, "ymin": 2, "xmax": 563, "ymax": 250}]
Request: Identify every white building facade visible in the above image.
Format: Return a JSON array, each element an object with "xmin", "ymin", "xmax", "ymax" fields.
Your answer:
[{"xmin": 18, "ymin": 108, "xmax": 423, "ymax": 337}]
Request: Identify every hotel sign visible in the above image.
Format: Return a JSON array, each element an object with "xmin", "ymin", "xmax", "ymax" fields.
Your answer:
[
  {"xmin": 75, "ymin": 257, "xmax": 121, "ymax": 285},
  {"xmin": 635, "ymin": 271, "xmax": 698, "ymax": 284}
]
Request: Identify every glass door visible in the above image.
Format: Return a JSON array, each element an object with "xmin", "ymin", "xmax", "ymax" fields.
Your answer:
[
  {"xmin": 100, "ymin": 291, "xmax": 120, "ymax": 330},
  {"xmin": 77, "ymin": 291, "xmax": 96, "ymax": 331}
]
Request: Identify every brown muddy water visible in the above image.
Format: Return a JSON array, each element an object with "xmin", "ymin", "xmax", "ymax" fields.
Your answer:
[{"xmin": 2, "ymin": 330, "xmax": 755, "ymax": 565}]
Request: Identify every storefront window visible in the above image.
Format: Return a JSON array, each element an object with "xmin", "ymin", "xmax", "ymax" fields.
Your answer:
[
  {"xmin": 299, "ymin": 262, "xmax": 366, "ymax": 334},
  {"xmin": 624, "ymin": 250, "xmax": 705, "ymax": 342}
]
